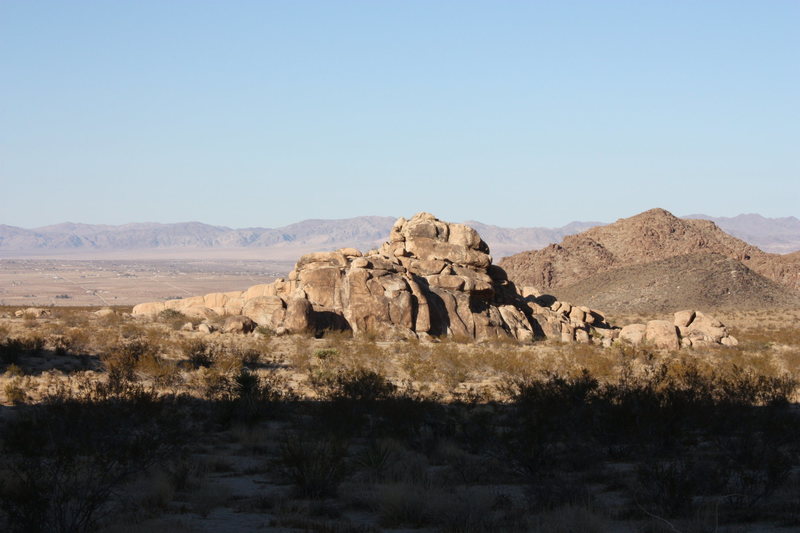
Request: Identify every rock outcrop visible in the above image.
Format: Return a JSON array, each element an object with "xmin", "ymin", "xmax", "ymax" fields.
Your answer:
[
  {"xmin": 618, "ymin": 310, "xmax": 738, "ymax": 349},
  {"xmin": 132, "ymin": 213, "xmax": 738, "ymax": 350},
  {"xmin": 134, "ymin": 213, "xmax": 618, "ymax": 343}
]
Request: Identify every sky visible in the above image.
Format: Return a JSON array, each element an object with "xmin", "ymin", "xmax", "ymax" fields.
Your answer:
[{"xmin": 1, "ymin": 1, "xmax": 798, "ymax": 229}]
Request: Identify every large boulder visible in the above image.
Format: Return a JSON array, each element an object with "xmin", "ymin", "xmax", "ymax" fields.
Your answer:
[
  {"xmin": 132, "ymin": 302, "xmax": 165, "ymax": 317},
  {"xmin": 223, "ymin": 315, "xmax": 257, "ymax": 334},
  {"xmin": 645, "ymin": 320, "xmax": 680, "ymax": 350},
  {"xmin": 620, "ymin": 324, "xmax": 647, "ymax": 345},
  {"xmin": 242, "ymin": 296, "xmax": 286, "ymax": 329},
  {"xmin": 673, "ymin": 309, "xmax": 738, "ymax": 347}
]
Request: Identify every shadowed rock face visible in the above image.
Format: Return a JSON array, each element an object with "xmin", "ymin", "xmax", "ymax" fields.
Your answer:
[{"xmin": 133, "ymin": 213, "xmax": 617, "ymax": 343}]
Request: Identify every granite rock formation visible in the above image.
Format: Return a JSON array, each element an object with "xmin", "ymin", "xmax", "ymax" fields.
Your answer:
[
  {"xmin": 132, "ymin": 213, "xmax": 737, "ymax": 349},
  {"xmin": 134, "ymin": 213, "xmax": 617, "ymax": 343}
]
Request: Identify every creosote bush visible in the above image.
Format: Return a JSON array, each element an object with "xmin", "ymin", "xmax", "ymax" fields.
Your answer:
[{"xmin": 311, "ymin": 367, "xmax": 397, "ymax": 403}]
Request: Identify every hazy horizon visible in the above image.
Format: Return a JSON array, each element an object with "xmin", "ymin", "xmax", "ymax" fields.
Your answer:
[{"xmin": 3, "ymin": 210, "xmax": 799, "ymax": 232}]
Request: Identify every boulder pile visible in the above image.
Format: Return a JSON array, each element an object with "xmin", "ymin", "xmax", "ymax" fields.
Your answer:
[
  {"xmin": 132, "ymin": 212, "xmax": 737, "ymax": 349},
  {"xmin": 133, "ymin": 213, "xmax": 616, "ymax": 342},
  {"xmin": 619, "ymin": 310, "xmax": 738, "ymax": 349}
]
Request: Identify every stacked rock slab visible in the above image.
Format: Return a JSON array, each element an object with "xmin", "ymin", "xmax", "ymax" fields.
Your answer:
[
  {"xmin": 133, "ymin": 213, "xmax": 617, "ymax": 343},
  {"xmin": 619, "ymin": 310, "xmax": 738, "ymax": 349}
]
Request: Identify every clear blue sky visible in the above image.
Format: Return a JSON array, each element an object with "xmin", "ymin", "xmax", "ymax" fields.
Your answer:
[{"xmin": 1, "ymin": 1, "xmax": 798, "ymax": 228}]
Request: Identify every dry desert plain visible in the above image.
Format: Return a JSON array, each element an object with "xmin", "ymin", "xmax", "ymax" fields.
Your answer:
[{"xmin": 0, "ymin": 257, "xmax": 291, "ymax": 307}]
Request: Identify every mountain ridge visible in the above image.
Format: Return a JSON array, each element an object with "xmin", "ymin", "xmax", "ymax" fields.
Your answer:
[
  {"xmin": 499, "ymin": 208, "xmax": 800, "ymax": 297},
  {"xmin": 1, "ymin": 212, "xmax": 799, "ymax": 259},
  {"xmin": 0, "ymin": 217, "xmax": 603, "ymax": 259}
]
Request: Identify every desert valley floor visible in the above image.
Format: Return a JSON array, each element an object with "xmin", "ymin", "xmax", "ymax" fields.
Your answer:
[{"xmin": 0, "ymin": 258, "xmax": 290, "ymax": 307}]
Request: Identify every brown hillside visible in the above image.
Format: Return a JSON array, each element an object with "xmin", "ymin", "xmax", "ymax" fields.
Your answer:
[
  {"xmin": 500, "ymin": 208, "xmax": 800, "ymax": 292},
  {"xmin": 549, "ymin": 253, "xmax": 800, "ymax": 314}
]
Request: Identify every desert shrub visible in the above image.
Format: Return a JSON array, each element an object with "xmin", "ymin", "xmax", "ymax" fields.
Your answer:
[
  {"xmin": 0, "ymin": 337, "xmax": 44, "ymax": 367},
  {"xmin": 4, "ymin": 378, "xmax": 27, "ymax": 404},
  {"xmin": 180, "ymin": 338, "xmax": 257, "ymax": 371},
  {"xmin": 635, "ymin": 458, "xmax": 705, "ymax": 517},
  {"xmin": 135, "ymin": 354, "xmax": 181, "ymax": 388},
  {"xmin": 50, "ymin": 335, "xmax": 72, "ymax": 356},
  {"xmin": 181, "ymin": 338, "xmax": 215, "ymax": 368},
  {"xmin": 238, "ymin": 346, "xmax": 261, "ymax": 367},
  {"xmin": 194, "ymin": 367, "xmax": 232, "ymax": 400},
  {"xmin": 101, "ymin": 339, "xmax": 159, "ymax": 389},
  {"xmin": 276, "ymin": 433, "xmax": 348, "ymax": 498},
  {"xmin": 314, "ymin": 348, "xmax": 339, "ymax": 360},
  {"xmin": 312, "ymin": 367, "xmax": 396, "ymax": 403},
  {"xmin": 119, "ymin": 322, "xmax": 146, "ymax": 339},
  {"xmin": 354, "ymin": 439, "xmax": 402, "ymax": 483},
  {"xmin": 158, "ymin": 309, "xmax": 188, "ymax": 322},
  {"xmin": 65, "ymin": 327, "xmax": 92, "ymax": 354},
  {"xmin": 0, "ymin": 386, "xmax": 188, "ymax": 533},
  {"xmin": 503, "ymin": 370, "xmax": 600, "ymax": 450},
  {"xmin": 716, "ymin": 366, "xmax": 796, "ymax": 406},
  {"xmin": 716, "ymin": 432, "xmax": 794, "ymax": 510},
  {"xmin": 220, "ymin": 341, "xmax": 262, "ymax": 368},
  {"xmin": 4, "ymin": 363, "xmax": 24, "ymax": 377},
  {"xmin": 226, "ymin": 368, "xmax": 294, "ymax": 424}
]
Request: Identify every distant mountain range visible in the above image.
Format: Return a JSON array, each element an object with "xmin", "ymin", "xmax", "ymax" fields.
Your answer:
[
  {"xmin": 685, "ymin": 214, "xmax": 800, "ymax": 254},
  {"xmin": 0, "ymin": 213, "xmax": 797, "ymax": 259},
  {"xmin": 0, "ymin": 217, "xmax": 602, "ymax": 259}
]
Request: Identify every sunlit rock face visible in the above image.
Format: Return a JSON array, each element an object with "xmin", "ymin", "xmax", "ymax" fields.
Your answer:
[{"xmin": 133, "ymin": 212, "xmax": 614, "ymax": 343}]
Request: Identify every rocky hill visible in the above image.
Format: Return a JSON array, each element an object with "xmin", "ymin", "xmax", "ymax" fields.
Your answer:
[
  {"xmin": 550, "ymin": 253, "xmax": 800, "ymax": 313},
  {"xmin": 500, "ymin": 208, "xmax": 800, "ymax": 299},
  {"xmin": 5, "ymin": 212, "xmax": 800, "ymax": 259}
]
